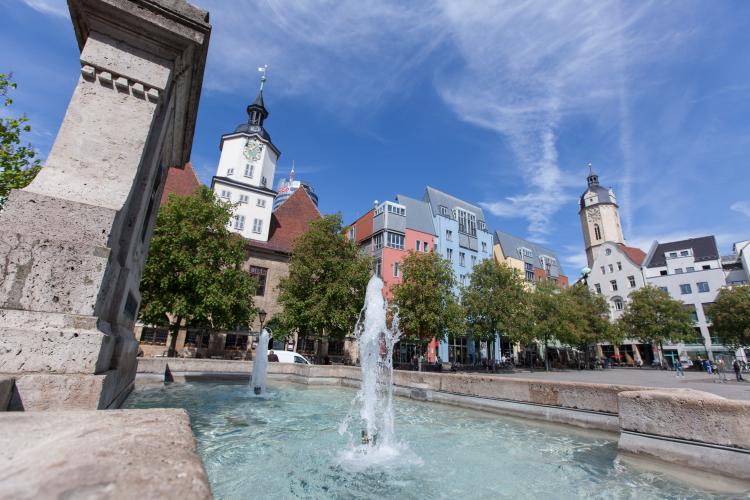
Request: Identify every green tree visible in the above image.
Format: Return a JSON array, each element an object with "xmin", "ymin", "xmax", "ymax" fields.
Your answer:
[
  {"xmin": 462, "ymin": 260, "xmax": 529, "ymax": 361},
  {"xmin": 526, "ymin": 282, "xmax": 582, "ymax": 370},
  {"xmin": 277, "ymin": 214, "xmax": 371, "ymax": 347},
  {"xmin": 617, "ymin": 285, "xmax": 694, "ymax": 363},
  {"xmin": 562, "ymin": 283, "xmax": 622, "ymax": 366},
  {"xmin": 709, "ymin": 285, "xmax": 750, "ymax": 351},
  {"xmin": 139, "ymin": 187, "xmax": 258, "ymax": 356},
  {"xmin": 391, "ymin": 250, "xmax": 463, "ymax": 355},
  {"xmin": 0, "ymin": 73, "xmax": 41, "ymax": 208}
]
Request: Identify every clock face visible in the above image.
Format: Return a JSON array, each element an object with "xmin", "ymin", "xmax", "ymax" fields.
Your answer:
[{"xmin": 243, "ymin": 139, "xmax": 263, "ymax": 161}]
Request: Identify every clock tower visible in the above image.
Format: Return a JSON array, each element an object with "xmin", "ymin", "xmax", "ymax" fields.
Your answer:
[
  {"xmin": 579, "ymin": 164, "xmax": 624, "ymax": 266},
  {"xmin": 211, "ymin": 71, "xmax": 280, "ymax": 242}
]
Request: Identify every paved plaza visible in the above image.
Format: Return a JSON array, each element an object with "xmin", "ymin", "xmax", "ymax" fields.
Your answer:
[{"xmin": 489, "ymin": 367, "xmax": 750, "ymax": 400}]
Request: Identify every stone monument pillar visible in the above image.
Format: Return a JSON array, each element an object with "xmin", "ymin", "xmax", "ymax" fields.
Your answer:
[{"xmin": 0, "ymin": 0, "xmax": 210, "ymax": 410}]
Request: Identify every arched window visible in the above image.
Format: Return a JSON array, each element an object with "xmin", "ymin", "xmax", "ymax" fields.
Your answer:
[
  {"xmin": 613, "ymin": 297, "xmax": 624, "ymax": 311},
  {"xmin": 594, "ymin": 224, "xmax": 601, "ymax": 240}
]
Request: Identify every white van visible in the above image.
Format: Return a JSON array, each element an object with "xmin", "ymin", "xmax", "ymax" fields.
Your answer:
[{"xmin": 268, "ymin": 350, "xmax": 311, "ymax": 365}]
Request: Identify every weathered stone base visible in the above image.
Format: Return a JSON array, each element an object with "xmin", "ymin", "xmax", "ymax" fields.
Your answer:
[
  {"xmin": 619, "ymin": 431, "xmax": 750, "ymax": 481},
  {"xmin": 0, "ymin": 409, "xmax": 211, "ymax": 499}
]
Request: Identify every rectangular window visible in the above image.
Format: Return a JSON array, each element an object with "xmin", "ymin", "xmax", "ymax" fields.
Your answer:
[
  {"xmin": 374, "ymin": 259, "xmax": 382, "ymax": 277},
  {"xmin": 256, "ymin": 198, "xmax": 266, "ymax": 208},
  {"xmin": 455, "ymin": 207, "xmax": 477, "ymax": 236},
  {"xmin": 680, "ymin": 250, "xmax": 689, "ymax": 257},
  {"xmin": 227, "ymin": 168, "xmax": 234, "ymax": 176},
  {"xmin": 140, "ymin": 327, "xmax": 168, "ymax": 345},
  {"xmin": 697, "ymin": 281, "xmax": 710, "ymax": 293},
  {"xmin": 239, "ymin": 194, "xmax": 249, "ymax": 204},
  {"xmin": 393, "ymin": 262, "xmax": 400, "ymax": 277},
  {"xmin": 683, "ymin": 304, "xmax": 698, "ymax": 322},
  {"xmin": 628, "ymin": 275, "xmax": 636, "ymax": 288},
  {"xmin": 660, "ymin": 270, "xmax": 667, "ymax": 276},
  {"xmin": 233, "ymin": 215, "xmax": 245, "ymax": 230},
  {"xmin": 669, "ymin": 252, "xmax": 678, "ymax": 258},
  {"xmin": 446, "ymin": 230, "xmax": 453, "ymax": 241},
  {"xmin": 525, "ymin": 262, "xmax": 534, "ymax": 282},
  {"xmin": 617, "ymin": 262, "xmax": 622, "ymax": 271},
  {"xmin": 252, "ymin": 218, "xmax": 263, "ymax": 234},
  {"xmin": 608, "ymin": 264, "xmax": 614, "ymax": 273},
  {"xmin": 614, "ymin": 299, "xmax": 624, "ymax": 311},
  {"xmin": 447, "ymin": 248, "xmax": 453, "ymax": 260},
  {"xmin": 439, "ymin": 205, "xmax": 449, "ymax": 216},
  {"xmin": 594, "ymin": 283, "xmax": 602, "ymax": 294},
  {"xmin": 386, "ymin": 204, "xmax": 405, "ymax": 216},
  {"xmin": 702, "ymin": 265, "xmax": 710, "ymax": 270},
  {"xmin": 680, "ymin": 283, "xmax": 692, "ymax": 295},
  {"xmin": 675, "ymin": 268, "xmax": 683, "ymax": 274},
  {"xmin": 244, "ymin": 164, "xmax": 254, "ymax": 178},
  {"xmin": 416, "ymin": 240, "xmax": 421, "ymax": 251},
  {"xmin": 386, "ymin": 232, "xmax": 405, "ymax": 250},
  {"xmin": 471, "ymin": 255, "xmax": 477, "ymax": 266},
  {"xmin": 600, "ymin": 266, "xmax": 606, "ymax": 275},
  {"xmin": 702, "ymin": 303, "xmax": 714, "ymax": 323},
  {"xmin": 220, "ymin": 189, "xmax": 231, "ymax": 200},
  {"xmin": 459, "ymin": 252, "xmax": 466, "ymax": 266},
  {"xmin": 261, "ymin": 176, "xmax": 268, "ymax": 187},
  {"xmin": 249, "ymin": 266, "xmax": 268, "ymax": 296},
  {"xmin": 481, "ymin": 242, "xmax": 487, "ymax": 252},
  {"xmin": 373, "ymin": 233, "xmax": 383, "ymax": 250},
  {"xmin": 610, "ymin": 280, "xmax": 618, "ymax": 291},
  {"xmin": 686, "ymin": 266, "xmax": 695, "ymax": 273},
  {"xmin": 659, "ymin": 286, "xmax": 668, "ymax": 293}
]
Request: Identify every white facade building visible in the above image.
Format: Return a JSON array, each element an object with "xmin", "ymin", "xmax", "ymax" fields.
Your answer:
[
  {"xmin": 642, "ymin": 236, "xmax": 729, "ymax": 361},
  {"xmin": 586, "ymin": 241, "xmax": 647, "ymax": 320},
  {"xmin": 211, "ymin": 89, "xmax": 279, "ymax": 242}
]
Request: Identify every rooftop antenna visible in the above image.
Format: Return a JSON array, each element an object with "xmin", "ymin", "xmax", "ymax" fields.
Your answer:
[
  {"xmin": 290, "ymin": 160, "xmax": 295, "ymax": 182},
  {"xmin": 258, "ymin": 64, "xmax": 268, "ymax": 92}
]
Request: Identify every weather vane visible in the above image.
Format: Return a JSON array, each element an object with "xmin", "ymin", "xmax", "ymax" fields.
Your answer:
[{"xmin": 258, "ymin": 64, "xmax": 268, "ymax": 92}]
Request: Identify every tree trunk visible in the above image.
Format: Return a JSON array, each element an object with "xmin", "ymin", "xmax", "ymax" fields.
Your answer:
[
  {"xmin": 544, "ymin": 338, "xmax": 550, "ymax": 371},
  {"xmin": 168, "ymin": 316, "xmax": 182, "ymax": 358}
]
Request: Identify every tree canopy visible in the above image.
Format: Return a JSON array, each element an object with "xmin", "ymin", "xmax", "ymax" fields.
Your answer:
[
  {"xmin": 562, "ymin": 283, "xmax": 622, "ymax": 348},
  {"xmin": 709, "ymin": 285, "xmax": 750, "ymax": 351},
  {"xmin": 462, "ymin": 260, "xmax": 529, "ymax": 353},
  {"xmin": 616, "ymin": 285, "xmax": 694, "ymax": 350},
  {"xmin": 139, "ymin": 187, "xmax": 257, "ymax": 354},
  {"xmin": 391, "ymin": 250, "xmax": 462, "ymax": 347},
  {"xmin": 1, "ymin": 73, "xmax": 41, "ymax": 209},
  {"xmin": 276, "ymin": 214, "xmax": 371, "ymax": 340}
]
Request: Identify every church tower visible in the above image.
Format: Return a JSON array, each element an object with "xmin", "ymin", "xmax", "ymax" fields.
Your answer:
[
  {"xmin": 579, "ymin": 164, "xmax": 624, "ymax": 266},
  {"xmin": 211, "ymin": 66, "xmax": 280, "ymax": 242}
]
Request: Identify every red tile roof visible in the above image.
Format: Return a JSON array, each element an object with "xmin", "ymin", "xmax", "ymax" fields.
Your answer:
[
  {"xmin": 160, "ymin": 162, "xmax": 202, "ymax": 205},
  {"xmin": 247, "ymin": 187, "xmax": 321, "ymax": 254},
  {"xmin": 618, "ymin": 243, "xmax": 647, "ymax": 265}
]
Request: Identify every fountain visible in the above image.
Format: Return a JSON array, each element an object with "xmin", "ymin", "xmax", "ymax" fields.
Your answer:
[
  {"xmin": 339, "ymin": 275, "xmax": 402, "ymax": 459},
  {"xmin": 252, "ymin": 329, "xmax": 270, "ymax": 395}
]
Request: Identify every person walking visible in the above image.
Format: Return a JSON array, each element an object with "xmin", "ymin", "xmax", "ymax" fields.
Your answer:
[
  {"xmin": 733, "ymin": 359, "xmax": 745, "ymax": 382},
  {"xmin": 674, "ymin": 358, "xmax": 685, "ymax": 377},
  {"xmin": 716, "ymin": 358, "xmax": 728, "ymax": 383},
  {"xmin": 703, "ymin": 358, "xmax": 713, "ymax": 375}
]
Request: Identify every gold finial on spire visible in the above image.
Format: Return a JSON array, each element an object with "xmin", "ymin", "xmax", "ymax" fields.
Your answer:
[{"xmin": 257, "ymin": 64, "xmax": 268, "ymax": 91}]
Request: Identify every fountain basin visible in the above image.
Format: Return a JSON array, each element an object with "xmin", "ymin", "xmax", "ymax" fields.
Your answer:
[{"xmin": 123, "ymin": 381, "xmax": 745, "ymax": 499}]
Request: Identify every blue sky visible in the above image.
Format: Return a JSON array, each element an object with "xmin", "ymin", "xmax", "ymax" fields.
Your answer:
[{"xmin": 4, "ymin": 0, "xmax": 750, "ymax": 274}]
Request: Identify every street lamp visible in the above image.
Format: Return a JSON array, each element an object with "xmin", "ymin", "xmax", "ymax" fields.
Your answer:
[
  {"xmin": 580, "ymin": 267, "xmax": 592, "ymax": 286},
  {"xmin": 258, "ymin": 309, "xmax": 267, "ymax": 332}
]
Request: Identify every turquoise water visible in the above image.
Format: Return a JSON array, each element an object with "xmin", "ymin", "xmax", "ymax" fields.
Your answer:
[{"xmin": 124, "ymin": 381, "xmax": 733, "ymax": 499}]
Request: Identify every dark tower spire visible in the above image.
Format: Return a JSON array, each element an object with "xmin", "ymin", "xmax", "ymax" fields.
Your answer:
[
  {"xmin": 586, "ymin": 162, "xmax": 599, "ymax": 187},
  {"xmin": 246, "ymin": 64, "xmax": 269, "ymax": 127}
]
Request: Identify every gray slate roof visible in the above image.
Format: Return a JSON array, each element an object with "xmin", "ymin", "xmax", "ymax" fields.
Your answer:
[
  {"xmin": 423, "ymin": 186, "xmax": 487, "ymax": 223},
  {"xmin": 395, "ymin": 194, "xmax": 436, "ymax": 235},
  {"xmin": 645, "ymin": 236, "xmax": 719, "ymax": 268},
  {"xmin": 494, "ymin": 230, "xmax": 566, "ymax": 277}
]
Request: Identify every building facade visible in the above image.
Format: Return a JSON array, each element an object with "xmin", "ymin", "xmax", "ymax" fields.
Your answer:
[
  {"xmin": 493, "ymin": 230, "xmax": 569, "ymax": 289},
  {"xmin": 642, "ymin": 236, "xmax": 734, "ymax": 363},
  {"xmin": 579, "ymin": 164, "xmax": 625, "ymax": 267},
  {"xmin": 585, "ymin": 242, "xmax": 646, "ymax": 320}
]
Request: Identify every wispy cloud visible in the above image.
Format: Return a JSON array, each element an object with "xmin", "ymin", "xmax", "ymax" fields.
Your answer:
[
  {"xmin": 730, "ymin": 201, "xmax": 750, "ymax": 218},
  {"xmin": 21, "ymin": 0, "xmax": 67, "ymax": 18}
]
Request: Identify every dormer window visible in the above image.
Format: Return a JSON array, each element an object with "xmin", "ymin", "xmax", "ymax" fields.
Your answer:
[
  {"xmin": 454, "ymin": 207, "xmax": 477, "ymax": 236},
  {"xmin": 439, "ymin": 205, "xmax": 449, "ymax": 217},
  {"xmin": 518, "ymin": 247, "xmax": 533, "ymax": 259}
]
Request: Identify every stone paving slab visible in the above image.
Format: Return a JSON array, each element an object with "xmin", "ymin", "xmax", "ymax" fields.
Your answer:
[
  {"xmin": 484, "ymin": 368, "xmax": 750, "ymax": 400},
  {"xmin": 0, "ymin": 409, "xmax": 210, "ymax": 500}
]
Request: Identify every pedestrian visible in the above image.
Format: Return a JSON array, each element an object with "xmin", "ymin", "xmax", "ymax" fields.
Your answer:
[
  {"xmin": 267, "ymin": 350, "xmax": 279, "ymax": 362},
  {"xmin": 733, "ymin": 359, "xmax": 745, "ymax": 382},
  {"xmin": 717, "ymin": 359, "xmax": 728, "ymax": 383},
  {"xmin": 674, "ymin": 358, "xmax": 684, "ymax": 377},
  {"xmin": 703, "ymin": 358, "xmax": 713, "ymax": 375}
]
